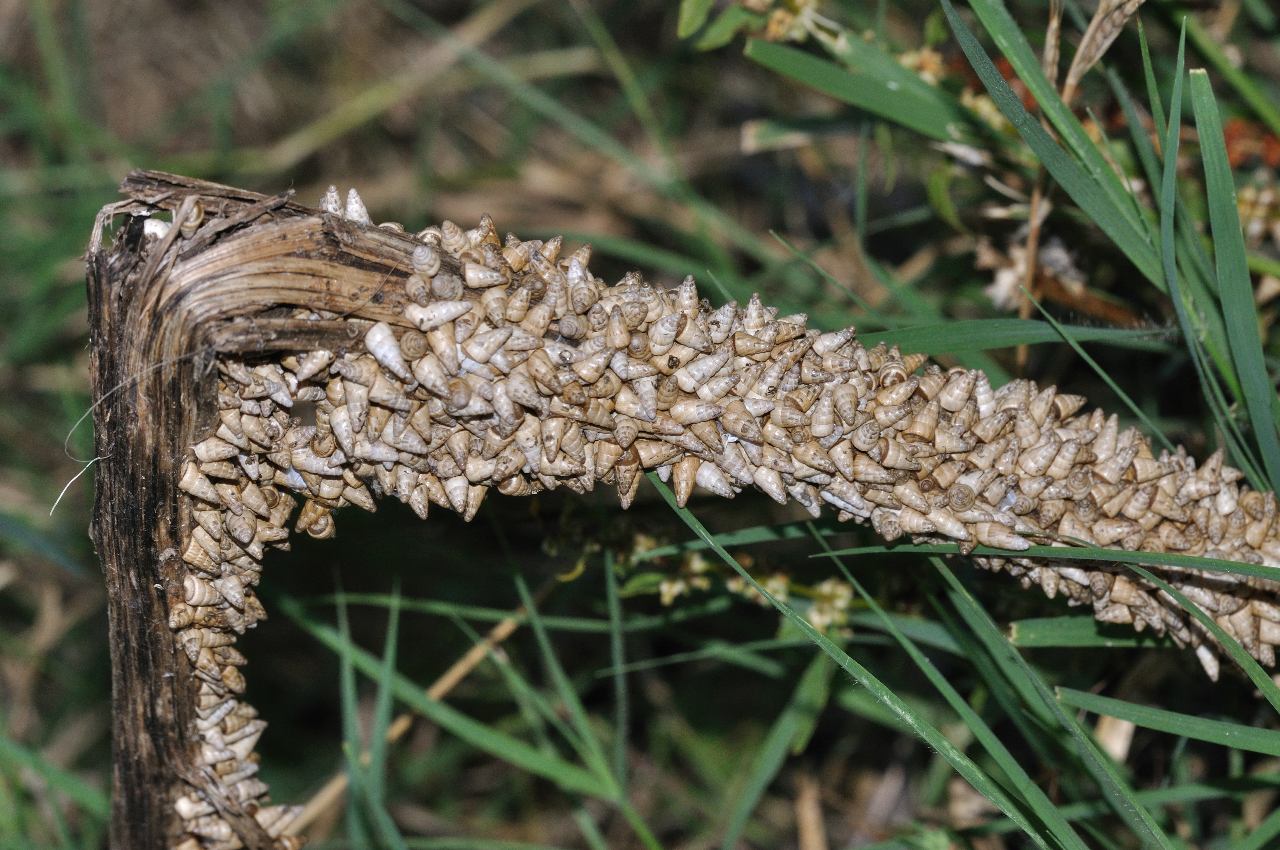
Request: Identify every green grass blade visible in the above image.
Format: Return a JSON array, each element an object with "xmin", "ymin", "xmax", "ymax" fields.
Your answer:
[
  {"xmin": 335, "ymin": 591, "xmax": 374, "ymax": 848},
  {"xmin": 366, "ymin": 792, "xmax": 411, "ymax": 846},
  {"xmin": 0, "ymin": 511, "xmax": 87, "ymax": 575},
  {"xmin": 1057, "ymin": 687, "xmax": 1280, "ymax": 757},
  {"xmin": 0, "ymin": 735, "xmax": 109, "ymax": 820},
  {"xmin": 1122, "ymin": 40, "xmax": 1237, "ymax": 391},
  {"xmin": 1191, "ymin": 68, "xmax": 1280, "ymax": 492},
  {"xmin": 1157, "ymin": 30, "xmax": 1266, "ymax": 488},
  {"xmin": 377, "ymin": 0, "xmax": 770, "ymax": 274},
  {"xmin": 1239, "ymin": 0, "xmax": 1278, "ymax": 29},
  {"xmin": 363, "ymin": 588, "xmax": 409, "ymax": 850},
  {"xmin": 1138, "ymin": 21, "xmax": 1235, "ymax": 343},
  {"xmin": 510, "ymin": 573, "xmax": 617, "ymax": 793},
  {"xmin": 768, "ymin": 231, "xmax": 1003, "ymax": 379},
  {"xmin": 854, "ymin": 118, "xmax": 870, "ymax": 241},
  {"xmin": 446, "ymin": 612, "xmax": 580, "ymax": 758},
  {"xmin": 1010, "ymin": 616, "xmax": 1171, "ymax": 650},
  {"xmin": 813, "ymin": 542, "xmax": 1280, "ymax": 585},
  {"xmin": 573, "ymin": 806, "xmax": 610, "ymax": 850},
  {"xmin": 811, "ymin": 526, "xmax": 1091, "ymax": 850},
  {"xmin": 445, "ymin": 609, "xmax": 644, "ymax": 850},
  {"xmin": 647, "ymin": 474, "xmax": 1058, "ymax": 849},
  {"xmin": 280, "ymin": 595, "xmax": 607, "ymax": 799},
  {"xmin": 844, "ymin": 611, "xmax": 962, "ymax": 655},
  {"xmin": 811, "ymin": 23, "xmax": 971, "ymax": 137},
  {"xmin": 604, "ymin": 552, "xmax": 629, "ymax": 790},
  {"xmin": 928, "ymin": 592, "xmax": 1073, "ymax": 775},
  {"xmin": 632, "ymin": 519, "xmax": 835, "ymax": 561},
  {"xmin": 769, "ymin": 232, "xmax": 894, "ymax": 329},
  {"xmin": 595, "ymin": 636, "xmax": 800, "ymax": 678},
  {"xmin": 507, "ymin": 574, "xmax": 661, "ymax": 850},
  {"xmin": 744, "ymin": 40, "xmax": 958, "ymax": 142},
  {"xmin": 963, "ymin": 773, "xmax": 1280, "ymax": 837},
  {"xmin": 693, "ymin": 6, "xmax": 766, "ymax": 51},
  {"xmin": 933, "ymin": 561, "xmax": 1178, "ymax": 849},
  {"xmin": 677, "ymin": 0, "xmax": 714, "ymax": 38},
  {"xmin": 310, "ymin": 591, "xmax": 732, "ymax": 634},
  {"xmin": 1184, "ymin": 15, "xmax": 1280, "ymax": 138},
  {"xmin": 833, "ymin": 685, "xmax": 950, "ymax": 737},
  {"xmin": 570, "ymin": 0, "xmax": 738, "ymax": 282},
  {"xmin": 312, "ymin": 594, "xmax": 601, "ymax": 631},
  {"xmin": 27, "ymin": 0, "xmax": 88, "ymax": 162},
  {"xmin": 859, "ymin": 318, "xmax": 1174, "ymax": 356},
  {"xmin": 860, "ymin": 254, "xmax": 1010, "ymax": 381},
  {"xmin": 1238, "ymin": 804, "xmax": 1280, "ymax": 850},
  {"xmin": 366, "ymin": 587, "xmax": 399, "ymax": 805},
  {"xmin": 718, "ymin": 652, "xmax": 833, "ymax": 850}
]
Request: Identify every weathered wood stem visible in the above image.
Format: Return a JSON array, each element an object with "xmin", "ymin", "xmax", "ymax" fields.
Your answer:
[
  {"xmin": 88, "ymin": 172, "xmax": 418, "ymax": 850},
  {"xmin": 89, "ymin": 171, "xmax": 1280, "ymax": 850}
]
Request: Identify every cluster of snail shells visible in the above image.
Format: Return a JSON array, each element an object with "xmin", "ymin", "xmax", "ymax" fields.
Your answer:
[
  {"xmin": 172, "ymin": 368, "xmax": 306, "ymax": 849},
  {"xmin": 166, "ymin": 189, "xmax": 1280, "ymax": 848}
]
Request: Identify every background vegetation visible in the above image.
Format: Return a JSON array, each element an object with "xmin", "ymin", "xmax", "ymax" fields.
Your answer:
[{"xmin": 4, "ymin": 0, "xmax": 1280, "ymax": 847}]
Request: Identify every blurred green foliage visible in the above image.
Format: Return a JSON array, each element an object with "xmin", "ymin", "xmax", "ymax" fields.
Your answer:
[{"xmin": 5, "ymin": 0, "xmax": 1280, "ymax": 847}]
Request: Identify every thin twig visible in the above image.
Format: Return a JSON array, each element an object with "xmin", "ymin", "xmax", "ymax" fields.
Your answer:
[
  {"xmin": 1016, "ymin": 1, "xmax": 1063, "ymax": 371},
  {"xmin": 1017, "ymin": 180, "xmax": 1048, "ymax": 372}
]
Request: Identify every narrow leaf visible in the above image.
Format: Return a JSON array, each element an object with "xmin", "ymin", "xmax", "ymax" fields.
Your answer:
[
  {"xmin": 1191, "ymin": 68, "xmax": 1280, "ymax": 491},
  {"xmin": 1058, "ymin": 687, "xmax": 1280, "ymax": 756},
  {"xmin": 676, "ymin": 0, "xmax": 714, "ymax": 38},
  {"xmin": 649, "ymin": 474, "xmax": 1059, "ymax": 849},
  {"xmin": 281, "ymin": 596, "xmax": 607, "ymax": 799},
  {"xmin": 719, "ymin": 653, "xmax": 833, "ymax": 849},
  {"xmin": 745, "ymin": 40, "xmax": 957, "ymax": 142}
]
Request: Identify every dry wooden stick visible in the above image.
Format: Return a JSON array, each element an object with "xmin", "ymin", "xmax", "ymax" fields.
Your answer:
[{"xmin": 89, "ymin": 171, "xmax": 1280, "ymax": 850}]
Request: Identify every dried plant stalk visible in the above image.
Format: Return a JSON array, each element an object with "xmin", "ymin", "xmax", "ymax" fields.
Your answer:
[
  {"xmin": 89, "ymin": 172, "xmax": 1280, "ymax": 850},
  {"xmin": 1062, "ymin": 0, "xmax": 1147, "ymax": 106}
]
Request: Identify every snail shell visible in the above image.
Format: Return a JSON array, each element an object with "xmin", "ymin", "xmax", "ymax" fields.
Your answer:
[{"xmin": 947, "ymin": 483, "xmax": 976, "ymax": 512}]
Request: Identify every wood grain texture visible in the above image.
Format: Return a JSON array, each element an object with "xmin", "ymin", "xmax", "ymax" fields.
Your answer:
[{"xmin": 87, "ymin": 171, "xmax": 432, "ymax": 850}]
